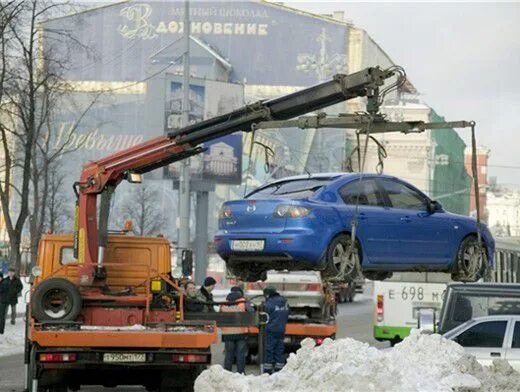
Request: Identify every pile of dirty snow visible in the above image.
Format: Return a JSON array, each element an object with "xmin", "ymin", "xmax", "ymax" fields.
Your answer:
[
  {"xmin": 195, "ymin": 330, "xmax": 520, "ymax": 392},
  {"xmin": 0, "ymin": 320, "xmax": 25, "ymax": 357}
]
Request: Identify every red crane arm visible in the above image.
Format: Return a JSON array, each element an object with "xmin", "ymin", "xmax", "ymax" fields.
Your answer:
[{"xmin": 74, "ymin": 67, "xmax": 395, "ymax": 285}]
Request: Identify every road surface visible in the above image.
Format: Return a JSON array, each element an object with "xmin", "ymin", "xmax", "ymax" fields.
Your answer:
[{"xmin": 0, "ymin": 284, "xmax": 383, "ymax": 391}]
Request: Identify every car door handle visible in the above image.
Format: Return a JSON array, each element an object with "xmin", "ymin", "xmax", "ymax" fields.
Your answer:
[
  {"xmin": 400, "ymin": 216, "xmax": 412, "ymax": 223},
  {"xmin": 357, "ymin": 212, "xmax": 367, "ymax": 220},
  {"xmin": 490, "ymin": 352, "xmax": 501, "ymax": 357}
]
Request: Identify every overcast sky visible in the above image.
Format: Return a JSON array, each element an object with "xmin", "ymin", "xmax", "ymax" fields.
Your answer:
[{"xmin": 287, "ymin": 1, "xmax": 520, "ymax": 186}]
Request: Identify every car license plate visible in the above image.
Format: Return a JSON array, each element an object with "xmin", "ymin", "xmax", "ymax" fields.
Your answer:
[
  {"xmin": 231, "ymin": 240, "xmax": 264, "ymax": 251},
  {"xmin": 103, "ymin": 353, "xmax": 146, "ymax": 363}
]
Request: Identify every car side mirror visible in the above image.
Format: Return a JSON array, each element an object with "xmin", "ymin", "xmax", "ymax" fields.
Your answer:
[{"xmin": 428, "ymin": 200, "xmax": 442, "ymax": 214}]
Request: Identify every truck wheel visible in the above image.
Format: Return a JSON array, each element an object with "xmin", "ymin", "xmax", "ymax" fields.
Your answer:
[
  {"xmin": 451, "ymin": 236, "xmax": 487, "ymax": 282},
  {"xmin": 322, "ymin": 234, "xmax": 361, "ymax": 281},
  {"xmin": 31, "ymin": 278, "xmax": 82, "ymax": 322}
]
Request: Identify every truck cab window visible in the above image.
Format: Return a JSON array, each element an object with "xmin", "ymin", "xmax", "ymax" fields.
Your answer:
[
  {"xmin": 456, "ymin": 321, "xmax": 507, "ymax": 348},
  {"xmin": 60, "ymin": 247, "xmax": 78, "ymax": 265}
]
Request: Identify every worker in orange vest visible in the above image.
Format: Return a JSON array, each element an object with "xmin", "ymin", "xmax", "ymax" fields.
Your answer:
[{"xmin": 220, "ymin": 286, "xmax": 252, "ymax": 373}]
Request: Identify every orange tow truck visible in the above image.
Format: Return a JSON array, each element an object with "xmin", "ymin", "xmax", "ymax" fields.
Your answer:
[
  {"xmin": 28, "ymin": 235, "xmax": 216, "ymax": 391},
  {"xmin": 25, "ymin": 67, "xmax": 394, "ymax": 391}
]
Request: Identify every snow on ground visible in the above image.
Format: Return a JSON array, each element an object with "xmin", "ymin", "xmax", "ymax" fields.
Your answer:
[
  {"xmin": 0, "ymin": 319, "xmax": 25, "ymax": 358},
  {"xmin": 194, "ymin": 330, "xmax": 520, "ymax": 392}
]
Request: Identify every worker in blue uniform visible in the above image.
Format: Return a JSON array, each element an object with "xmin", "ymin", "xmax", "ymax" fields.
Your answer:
[{"xmin": 262, "ymin": 286, "xmax": 290, "ymax": 374}]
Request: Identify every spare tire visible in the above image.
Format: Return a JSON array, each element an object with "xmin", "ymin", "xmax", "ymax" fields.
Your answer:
[{"xmin": 31, "ymin": 278, "xmax": 82, "ymax": 322}]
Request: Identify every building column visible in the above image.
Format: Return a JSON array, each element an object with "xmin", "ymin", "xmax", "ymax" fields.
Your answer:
[{"xmin": 195, "ymin": 191, "xmax": 209, "ymax": 285}]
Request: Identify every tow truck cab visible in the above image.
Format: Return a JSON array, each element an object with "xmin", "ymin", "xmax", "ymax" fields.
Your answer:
[{"xmin": 27, "ymin": 234, "xmax": 217, "ymax": 391}]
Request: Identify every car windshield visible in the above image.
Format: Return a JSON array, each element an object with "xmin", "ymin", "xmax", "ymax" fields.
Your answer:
[{"xmin": 247, "ymin": 178, "xmax": 332, "ymax": 199}]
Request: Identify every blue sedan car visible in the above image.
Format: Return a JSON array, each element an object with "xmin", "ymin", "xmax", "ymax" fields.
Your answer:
[{"xmin": 215, "ymin": 173, "xmax": 494, "ymax": 282}]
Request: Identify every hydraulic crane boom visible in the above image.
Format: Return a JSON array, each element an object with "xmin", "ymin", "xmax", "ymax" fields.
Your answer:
[{"xmin": 74, "ymin": 67, "xmax": 395, "ymax": 286}]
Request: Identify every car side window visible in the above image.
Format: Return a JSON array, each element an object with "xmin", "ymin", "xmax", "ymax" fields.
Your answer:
[
  {"xmin": 512, "ymin": 322, "xmax": 520, "ymax": 349},
  {"xmin": 339, "ymin": 179, "xmax": 384, "ymax": 207},
  {"xmin": 379, "ymin": 179, "xmax": 428, "ymax": 211},
  {"xmin": 455, "ymin": 320, "xmax": 507, "ymax": 348}
]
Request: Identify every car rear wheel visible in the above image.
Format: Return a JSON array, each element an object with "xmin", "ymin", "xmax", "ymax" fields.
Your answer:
[
  {"xmin": 321, "ymin": 234, "xmax": 361, "ymax": 282},
  {"xmin": 451, "ymin": 236, "xmax": 487, "ymax": 282}
]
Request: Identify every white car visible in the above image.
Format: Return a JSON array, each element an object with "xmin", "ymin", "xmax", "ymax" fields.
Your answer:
[
  {"xmin": 244, "ymin": 271, "xmax": 326, "ymax": 319},
  {"xmin": 443, "ymin": 315, "xmax": 520, "ymax": 371}
]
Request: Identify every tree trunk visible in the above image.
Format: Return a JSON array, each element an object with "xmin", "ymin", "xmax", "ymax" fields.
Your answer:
[{"xmin": 8, "ymin": 235, "xmax": 21, "ymax": 272}]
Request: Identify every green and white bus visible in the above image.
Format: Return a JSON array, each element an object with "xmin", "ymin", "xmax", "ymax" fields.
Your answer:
[{"xmin": 373, "ymin": 272, "xmax": 452, "ymax": 344}]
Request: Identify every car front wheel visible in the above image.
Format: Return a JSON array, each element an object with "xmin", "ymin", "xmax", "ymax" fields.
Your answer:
[
  {"xmin": 451, "ymin": 236, "xmax": 487, "ymax": 282},
  {"xmin": 321, "ymin": 234, "xmax": 361, "ymax": 282}
]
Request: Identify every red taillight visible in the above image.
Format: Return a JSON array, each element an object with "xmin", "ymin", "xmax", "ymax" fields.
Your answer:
[
  {"xmin": 273, "ymin": 205, "xmax": 310, "ymax": 218},
  {"xmin": 304, "ymin": 283, "xmax": 322, "ymax": 292},
  {"xmin": 315, "ymin": 338, "xmax": 324, "ymax": 345},
  {"xmin": 172, "ymin": 354, "xmax": 208, "ymax": 363},
  {"xmin": 219, "ymin": 207, "xmax": 233, "ymax": 219},
  {"xmin": 376, "ymin": 294, "xmax": 384, "ymax": 322},
  {"xmin": 40, "ymin": 353, "xmax": 77, "ymax": 362}
]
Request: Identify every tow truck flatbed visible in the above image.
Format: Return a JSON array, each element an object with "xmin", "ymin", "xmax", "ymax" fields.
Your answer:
[{"xmin": 30, "ymin": 321, "xmax": 217, "ymax": 349}]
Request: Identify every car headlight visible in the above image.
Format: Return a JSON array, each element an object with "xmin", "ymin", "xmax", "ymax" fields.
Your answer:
[{"xmin": 273, "ymin": 205, "xmax": 311, "ymax": 218}]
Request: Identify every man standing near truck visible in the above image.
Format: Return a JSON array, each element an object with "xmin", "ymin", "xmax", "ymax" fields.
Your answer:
[
  {"xmin": 0, "ymin": 272, "xmax": 6, "ymax": 334},
  {"xmin": 220, "ymin": 287, "xmax": 251, "ymax": 374},
  {"xmin": 263, "ymin": 286, "xmax": 290, "ymax": 374},
  {"xmin": 3, "ymin": 268, "xmax": 23, "ymax": 325},
  {"xmin": 197, "ymin": 276, "xmax": 216, "ymax": 312}
]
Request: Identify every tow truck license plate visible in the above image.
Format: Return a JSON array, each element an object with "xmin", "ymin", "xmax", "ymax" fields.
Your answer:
[
  {"xmin": 231, "ymin": 240, "xmax": 264, "ymax": 251},
  {"xmin": 103, "ymin": 353, "xmax": 146, "ymax": 363}
]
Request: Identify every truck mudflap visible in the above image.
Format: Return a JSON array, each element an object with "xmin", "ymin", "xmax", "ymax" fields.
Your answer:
[{"xmin": 30, "ymin": 321, "xmax": 218, "ymax": 349}]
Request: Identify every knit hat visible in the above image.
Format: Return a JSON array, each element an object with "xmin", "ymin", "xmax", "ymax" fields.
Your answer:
[
  {"xmin": 226, "ymin": 291, "xmax": 243, "ymax": 302},
  {"xmin": 263, "ymin": 285, "xmax": 277, "ymax": 297},
  {"xmin": 203, "ymin": 276, "xmax": 217, "ymax": 287},
  {"xmin": 230, "ymin": 286, "xmax": 244, "ymax": 296}
]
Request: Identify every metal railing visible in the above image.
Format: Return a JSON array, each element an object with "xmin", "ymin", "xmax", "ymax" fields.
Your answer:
[{"xmin": 489, "ymin": 239, "xmax": 520, "ymax": 283}]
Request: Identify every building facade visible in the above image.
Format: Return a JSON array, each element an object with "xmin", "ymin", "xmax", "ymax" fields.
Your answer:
[
  {"xmin": 465, "ymin": 145, "xmax": 490, "ymax": 220},
  {"xmin": 487, "ymin": 190, "xmax": 520, "ymax": 237},
  {"xmin": 40, "ymin": 0, "xmax": 472, "ymax": 247}
]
